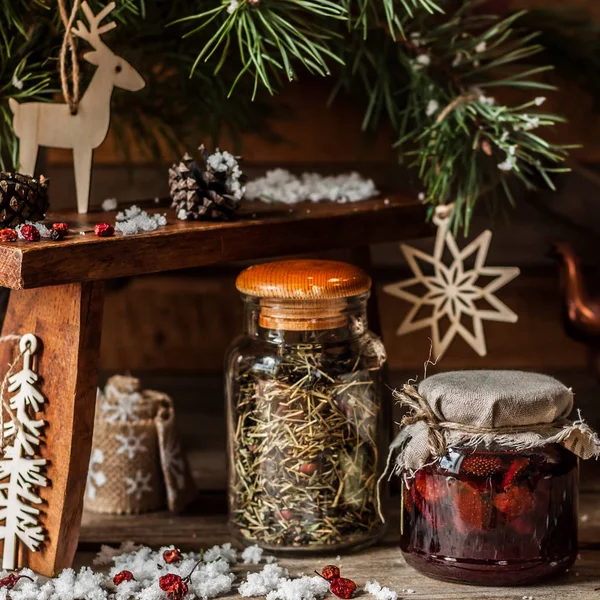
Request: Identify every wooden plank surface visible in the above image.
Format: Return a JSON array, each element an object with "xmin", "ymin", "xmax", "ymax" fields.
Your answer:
[
  {"xmin": 0, "ymin": 195, "xmax": 427, "ymax": 290},
  {"xmin": 77, "ymin": 492, "xmax": 600, "ymax": 599},
  {"xmin": 1, "ymin": 283, "xmax": 105, "ymax": 575}
]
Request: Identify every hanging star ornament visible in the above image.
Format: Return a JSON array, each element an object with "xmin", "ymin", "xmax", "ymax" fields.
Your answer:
[{"xmin": 384, "ymin": 209, "xmax": 520, "ymax": 358}]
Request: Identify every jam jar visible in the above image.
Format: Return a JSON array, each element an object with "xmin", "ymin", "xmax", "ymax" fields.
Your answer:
[
  {"xmin": 225, "ymin": 259, "xmax": 388, "ymax": 554},
  {"xmin": 393, "ymin": 369, "xmax": 596, "ymax": 586},
  {"xmin": 401, "ymin": 443, "xmax": 578, "ymax": 585}
]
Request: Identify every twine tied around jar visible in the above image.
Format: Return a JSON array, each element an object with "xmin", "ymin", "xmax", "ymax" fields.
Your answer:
[
  {"xmin": 395, "ymin": 383, "xmax": 571, "ymax": 462},
  {"xmin": 388, "ymin": 371, "xmax": 600, "ymax": 476}
]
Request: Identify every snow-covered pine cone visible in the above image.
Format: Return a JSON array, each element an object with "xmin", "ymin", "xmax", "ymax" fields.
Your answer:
[
  {"xmin": 0, "ymin": 172, "xmax": 49, "ymax": 227},
  {"xmin": 169, "ymin": 145, "xmax": 246, "ymax": 221}
]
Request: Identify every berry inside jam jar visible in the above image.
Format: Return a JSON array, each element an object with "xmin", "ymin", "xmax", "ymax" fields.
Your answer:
[{"xmin": 400, "ymin": 443, "xmax": 578, "ymax": 586}]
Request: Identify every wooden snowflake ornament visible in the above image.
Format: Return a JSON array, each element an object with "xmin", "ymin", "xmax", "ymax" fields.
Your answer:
[
  {"xmin": 0, "ymin": 334, "xmax": 48, "ymax": 570},
  {"xmin": 384, "ymin": 208, "xmax": 520, "ymax": 358}
]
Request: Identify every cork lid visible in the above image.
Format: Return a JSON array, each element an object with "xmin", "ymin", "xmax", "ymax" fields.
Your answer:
[{"xmin": 235, "ymin": 259, "xmax": 371, "ymax": 300}]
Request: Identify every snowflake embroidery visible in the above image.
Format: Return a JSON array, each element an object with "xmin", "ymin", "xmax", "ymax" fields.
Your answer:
[
  {"xmin": 115, "ymin": 431, "xmax": 147, "ymax": 460},
  {"xmin": 124, "ymin": 470, "xmax": 152, "ymax": 501},
  {"xmin": 162, "ymin": 436, "xmax": 186, "ymax": 491},
  {"xmin": 100, "ymin": 390, "xmax": 142, "ymax": 424},
  {"xmin": 87, "ymin": 448, "xmax": 107, "ymax": 501}
]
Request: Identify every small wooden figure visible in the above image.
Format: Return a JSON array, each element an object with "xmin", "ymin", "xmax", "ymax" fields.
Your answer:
[{"xmin": 9, "ymin": 2, "xmax": 145, "ymax": 214}]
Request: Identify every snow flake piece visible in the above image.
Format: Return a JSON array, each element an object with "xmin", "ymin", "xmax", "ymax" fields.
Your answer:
[
  {"xmin": 266, "ymin": 575, "xmax": 329, "ymax": 600},
  {"xmin": 534, "ymin": 97, "xmax": 546, "ymax": 106},
  {"xmin": 239, "ymin": 564, "xmax": 289, "ymax": 597},
  {"xmin": 12, "ymin": 75, "xmax": 24, "ymax": 90},
  {"xmin": 245, "ymin": 170, "xmax": 377, "ymax": 204},
  {"xmin": 102, "ymin": 198, "xmax": 118, "ymax": 212},
  {"xmin": 86, "ymin": 448, "xmax": 107, "ymax": 501},
  {"xmin": 241, "ymin": 545, "xmax": 264, "ymax": 565},
  {"xmin": 115, "ymin": 431, "xmax": 147, "ymax": 460},
  {"xmin": 475, "ymin": 41, "xmax": 487, "ymax": 53},
  {"xmin": 123, "ymin": 470, "xmax": 152, "ymax": 501},
  {"xmin": 426, "ymin": 100, "xmax": 439, "ymax": 117},
  {"xmin": 365, "ymin": 581, "xmax": 398, "ymax": 600},
  {"xmin": 115, "ymin": 204, "xmax": 167, "ymax": 235},
  {"xmin": 203, "ymin": 543, "xmax": 238, "ymax": 564},
  {"xmin": 94, "ymin": 541, "xmax": 142, "ymax": 565}
]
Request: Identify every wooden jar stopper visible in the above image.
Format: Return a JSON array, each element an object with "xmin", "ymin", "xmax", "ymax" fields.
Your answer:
[{"xmin": 236, "ymin": 259, "xmax": 372, "ymax": 331}]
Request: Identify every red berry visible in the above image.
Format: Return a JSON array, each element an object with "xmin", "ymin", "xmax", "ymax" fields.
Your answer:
[
  {"xmin": 159, "ymin": 574, "xmax": 189, "ymax": 600},
  {"xmin": 493, "ymin": 485, "xmax": 535, "ymax": 517},
  {"xmin": 321, "ymin": 565, "xmax": 340, "ymax": 581},
  {"xmin": 0, "ymin": 229, "xmax": 18, "ymax": 242},
  {"xmin": 95, "ymin": 222, "xmax": 114, "ymax": 237},
  {"xmin": 330, "ymin": 577, "xmax": 356, "ymax": 599},
  {"xmin": 280, "ymin": 509, "xmax": 293, "ymax": 520},
  {"xmin": 0, "ymin": 573, "xmax": 32, "ymax": 589},
  {"xmin": 52, "ymin": 222, "xmax": 69, "ymax": 234},
  {"xmin": 113, "ymin": 570, "xmax": 134, "ymax": 585},
  {"xmin": 454, "ymin": 481, "xmax": 491, "ymax": 533},
  {"xmin": 163, "ymin": 548, "xmax": 183, "ymax": 564},
  {"xmin": 502, "ymin": 457, "xmax": 530, "ymax": 490},
  {"xmin": 509, "ymin": 515, "xmax": 535, "ymax": 535},
  {"xmin": 20, "ymin": 224, "xmax": 40, "ymax": 242},
  {"xmin": 461, "ymin": 454, "xmax": 503, "ymax": 477},
  {"xmin": 414, "ymin": 469, "xmax": 446, "ymax": 503},
  {"xmin": 299, "ymin": 462, "xmax": 319, "ymax": 476}
]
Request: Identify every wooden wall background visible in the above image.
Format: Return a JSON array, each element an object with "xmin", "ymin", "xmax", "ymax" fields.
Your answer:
[{"xmin": 39, "ymin": 0, "xmax": 600, "ymax": 382}]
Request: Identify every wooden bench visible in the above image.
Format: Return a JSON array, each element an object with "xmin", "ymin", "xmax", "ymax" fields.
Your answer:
[{"xmin": 0, "ymin": 195, "xmax": 427, "ymax": 575}]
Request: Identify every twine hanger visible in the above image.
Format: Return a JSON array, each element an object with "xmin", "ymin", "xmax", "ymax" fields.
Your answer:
[
  {"xmin": 58, "ymin": 0, "xmax": 82, "ymax": 115},
  {"xmin": 0, "ymin": 335, "xmax": 30, "ymax": 454}
]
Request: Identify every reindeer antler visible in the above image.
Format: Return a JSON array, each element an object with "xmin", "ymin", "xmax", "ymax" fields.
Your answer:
[{"xmin": 72, "ymin": 1, "xmax": 117, "ymax": 47}]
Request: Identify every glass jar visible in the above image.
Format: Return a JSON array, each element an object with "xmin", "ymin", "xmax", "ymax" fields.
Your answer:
[
  {"xmin": 401, "ymin": 443, "xmax": 578, "ymax": 585},
  {"xmin": 226, "ymin": 259, "xmax": 387, "ymax": 554}
]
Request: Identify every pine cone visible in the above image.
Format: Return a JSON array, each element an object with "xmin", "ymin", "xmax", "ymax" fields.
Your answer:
[
  {"xmin": 0, "ymin": 172, "xmax": 49, "ymax": 227},
  {"xmin": 169, "ymin": 145, "xmax": 246, "ymax": 221}
]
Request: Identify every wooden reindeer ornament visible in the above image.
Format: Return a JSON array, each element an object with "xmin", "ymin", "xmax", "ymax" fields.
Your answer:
[{"xmin": 9, "ymin": 2, "xmax": 145, "ymax": 214}]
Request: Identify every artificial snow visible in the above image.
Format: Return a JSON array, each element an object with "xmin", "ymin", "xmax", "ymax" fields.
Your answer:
[
  {"xmin": 206, "ymin": 150, "xmax": 245, "ymax": 200},
  {"xmin": 94, "ymin": 541, "xmax": 142, "ymax": 565},
  {"xmin": 265, "ymin": 575, "xmax": 330, "ymax": 600},
  {"xmin": 365, "ymin": 580, "xmax": 398, "ymax": 600},
  {"xmin": 203, "ymin": 543, "xmax": 238, "ymax": 564},
  {"xmin": 239, "ymin": 564, "xmax": 289, "ymax": 597},
  {"xmin": 115, "ymin": 205, "xmax": 167, "ymax": 235},
  {"xmin": 426, "ymin": 100, "xmax": 439, "ymax": 117},
  {"xmin": 245, "ymin": 170, "xmax": 378, "ymax": 205},
  {"xmin": 102, "ymin": 198, "xmax": 118, "ymax": 212},
  {"xmin": 241, "ymin": 545, "xmax": 264, "ymax": 565}
]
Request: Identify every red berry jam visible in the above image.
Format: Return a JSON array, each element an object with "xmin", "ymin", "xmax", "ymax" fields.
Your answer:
[{"xmin": 400, "ymin": 444, "xmax": 578, "ymax": 585}]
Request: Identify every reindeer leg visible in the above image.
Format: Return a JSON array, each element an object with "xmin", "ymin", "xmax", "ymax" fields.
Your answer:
[
  {"xmin": 17, "ymin": 112, "xmax": 39, "ymax": 177},
  {"xmin": 73, "ymin": 146, "xmax": 93, "ymax": 214}
]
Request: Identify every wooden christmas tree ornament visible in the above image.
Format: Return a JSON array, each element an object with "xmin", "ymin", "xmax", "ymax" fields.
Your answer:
[
  {"xmin": 9, "ymin": 1, "xmax": 145, "ymax": 214},
  {"xmin": 0, "ymin": 334, "xmax": 48, "ymax": 571}
]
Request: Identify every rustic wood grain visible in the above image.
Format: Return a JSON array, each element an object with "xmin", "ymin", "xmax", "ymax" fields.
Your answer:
[
  {"xmin": 78, "ymin": 492, "xmax": 600, "ymax": 598},
  {"xmin": 0, "ymin": 282, "xmax": 105, "ymax": 576},
  {"xmin": 0, "ymin": 196, "xmax": 428, "ymax": 290}
]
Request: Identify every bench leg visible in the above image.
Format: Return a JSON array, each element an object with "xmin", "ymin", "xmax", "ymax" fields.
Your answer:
[{"xmin": 0, "ymin": 282, "xmax": 105, "ymax": 576}]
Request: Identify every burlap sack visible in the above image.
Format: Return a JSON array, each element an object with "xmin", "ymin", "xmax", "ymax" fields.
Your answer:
[
  {"xmin": 391, "ymin": 370, "xmax": 600, "ymax": 475},
  {"xmin": 85, "ymin": 376, "xmax": 196, "ymax": 514}
]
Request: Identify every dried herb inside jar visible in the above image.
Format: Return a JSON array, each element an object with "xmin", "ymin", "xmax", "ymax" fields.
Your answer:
[{"xmin": 229, "ymin": 342, "xmax": 383, "ymax": 549}]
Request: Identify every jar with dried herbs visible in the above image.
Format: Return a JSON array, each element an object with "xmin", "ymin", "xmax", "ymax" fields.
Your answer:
[{"xmin": 226, "ymin": 259, "xmax": 388, "ymax": 553}]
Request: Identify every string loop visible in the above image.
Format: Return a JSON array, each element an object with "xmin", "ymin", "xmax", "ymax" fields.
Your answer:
[{"xmin": 58, "ymin": 0, "xmax": 82, "ymax": 115}]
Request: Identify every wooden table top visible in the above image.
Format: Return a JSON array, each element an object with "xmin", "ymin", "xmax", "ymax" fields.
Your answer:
[
  {"xmin": 0, "ymin": 195, "xmax": 428, "ymax": 290},
  {"xmin": 77, "ymin": 491, "xmax": 600, "ymax": 599}
]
